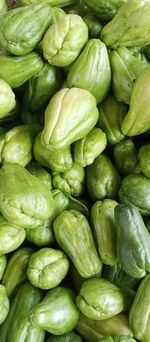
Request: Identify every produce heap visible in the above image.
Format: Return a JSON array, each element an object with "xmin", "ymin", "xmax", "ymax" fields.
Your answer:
[{"xmin": 0, "ymin": 0, "xmax": 150, "ymax": 341}]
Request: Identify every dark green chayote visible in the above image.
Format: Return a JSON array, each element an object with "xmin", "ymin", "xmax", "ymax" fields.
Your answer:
[
  {"xmin": 47, "ymin": 331, "xmax": 82, "ymax": 342},
  {"xmin": 103, "ymin": 263, "xmax": 139, "ymax": 290},
  {"xmin": 113, "ymin": 139, "xmax": 140, "ymax": 176},
  {"xmin": 82, "ymin": 0, "xmax": 127, "ymax": 21},
  {"xmin": 0, "ymin": 79, "xmax": 16, "ymax": 120},
  {"xmin": 83, "ymin": 14, "xmax": 103, "ymax": 38}
]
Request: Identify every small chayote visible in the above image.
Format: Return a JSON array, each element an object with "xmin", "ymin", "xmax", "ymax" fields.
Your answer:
[
  {"xmin": 42, "ymin": 14, "xmax": 88, "ymax": 67},
  {"xmin": 41, "ymin": 88, "xmax": 99, "ymax": 150},
  {"xmin": 0, "ymin": 79, "xmax": 16, "ymax": 120}
]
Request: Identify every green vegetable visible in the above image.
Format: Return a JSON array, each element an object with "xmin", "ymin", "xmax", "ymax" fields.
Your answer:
[
  {"xmin": 67, "ymin": 39, "xmax": 111, "ymax": 104},
  {"xmin": 99, "ymin": 337, "xmax": 136, "ymax": 342},
  {"xmin": 54, "ymin": 210, "xmax": 102, "ymax": 278},
  {"xmin": 2, "ymin": 247, "xmax": 32, "ymax": 298},
  {"xmin": 101, "ymin": 0, "xmax": 150, "ymax": 49},
  {"xmin": 87, "ymin": 154, "xmax": 121, "ymax": 201},
  {"xmin": 115, "ymin": 204, "xmax": 150, "ymax": 278},
  {"xmin": 0, "ymin": 163, "xmax": 54, "ymax": 228},
  {"xmin": 51, "ymin": 7, "xmax": 66, "ymax": 23},
  {"xmin": 113, "ymin": 139, "xmax": 139, "ymax": 176},
  {"xmin": 0, "ymin": 4, "xmax": 52, "ymax": 55},
  {"xmin": 0, "ymin": 282, "xmax": 45, "ymax": 341},
  {"xmin": 76, "ymin": 278, "xmax": 132, "ymax": 320},
  {"xmin": 83, "ymin": 14, "xmax": 103, "ymax": 38},
  {"xmin": 0, "ymin": 255, "xmax": 7, "ymax": 281},
  {"xmin": 119, "ymin": 173, "xmax": 150, "ymax": 215},
  {"xmin": 41, "ymin": 88, "xmax": 99, "ymax": 150},
  {"xmin": 0, "ymin": 79, "xmax": 16, "ymax": 120},
  {"xmin": 0, "ymin": 0, "xmax": 8, "ymax": 18},
  {"xmin": 47, "ymin": 331, "xmax": 82, "ymax": 341},
  {"xmin": 26, "ymin": 218, "xmax": 54, "ymax": 246},
  {"xmin": 121, "ymin": 66, "xmax": 150, "ymax": 136},
  {"xmin": 30, "ymin": 287, "xmax": 79, "ymax": 335},
  {"xmin": 20, "ymin": 0, "xmax": 76, "ymax": 7},
  {"xmin": 82, "ymin": 0, "xmax": 127, "ymax": 21},
  {"xmin": 0, "ymin": 52, "xmax": 43, "ymax": 88},
  {"xmin": 42, "ymin": 14, "xmax": 88, "ymax": 67},
  {"xmin": 0, "ymin": 215, "xmax": 26, "ymax": 255},
  {"xmin": 27, "ymin": 247, "xmax": 69, "ymax": 290},
  {"xmin": 27, "ymin": 161, "xmax": 53, "ymax": 190},
  {"xmin": 98, "ymin": 94, "xmax": 126, "ymax": 145},
  {"xmin": 0, "ymin": 285, "xmax": 9, "ymax": 325},
  {"xmin": 138, "ymin": 144, "xmax": 150, "ymax": 178},
  {"xmin": 91, "ymin": 199, "xmax": 118, "ymax": 266},
  {"xmin": 103, "ymin": 263, "xmax": 139, "ymax": 290}
]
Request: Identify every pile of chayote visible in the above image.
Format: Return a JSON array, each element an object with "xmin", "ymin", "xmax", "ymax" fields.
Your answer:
[{"xmin": 0, "ymin": 0, "xmax": 150, "ymax": 341}]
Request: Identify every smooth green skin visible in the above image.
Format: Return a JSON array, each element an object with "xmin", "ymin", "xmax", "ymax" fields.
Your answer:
[
  {"xmin": 51, "ymin": 7, "xmax": 66, "ymax": 24},
  {"xmin": 52, "ymin": 189, "xmax": 69, "ymax": 216},
  {"xmin": 121, "ymin": 66, "xmax": 150, "ymax": 136},
  {"xmin": 129, "ymin": 274, "xmax": 150, "ymax": 342},
  {"xmin": 101, "ymin": 0, "xmax": 150, "ymax": 49},
  {"xmin": 83, "ymin": 0, "xmax": 127, "ymax": 20},
  {"xmin": 0, "ymin": 79, "xmax": 16, "ymax": 119},
  {"xmin": 103, "ymin": 263, "xmax": 139, "ymax": 290},
  {"xmin": 26, "ymin": 218, "xmax": 54, "ymax": 246},
  {"xmin": 114, "ymin": 139, "xmax": 139, "ymax": 176},
  {"xmin": 138, "ymin": 144, "xmax": 150, "ymax": 178},
  {"xmin": 20, "ymin": 0, "xmax": 76, "ymax": 7},
  {"xmin": 30, "ymin": 287, "xmax": 79, "ymax": 335},
  {"xmin": 47, "ymin": 331, "xmax": 82, "ymax": 341},
  {"xmin": 23, "ymin": 63, "xmax": 62, "ymax": 112},
  {"xmin": 1, "ymin": 124, "xmax": 40, "ymax": 167},
  {"xmin": 0, "ymin": 285, "xmax": 9, "ymax": 325},
  {"xmin": 54, "ymin": 210, "xmax": 102, "ymax": 278},
  {"xmin": 52, "ymin": 162, "xmax": 85, "ymax": 197},
  {"xmin": 0, "ymin": 52, "xmax": 43, "ymax": 88},
  {"xmin": 119, "ymin": 173, "xmax": 150, "ymax": 216},
  {"xmin": 27, "ymin": 247, "xmax": 69, "ymax": 290},
  {"xmin": 99, "ymin": 337, "xmax": 136, "ymax": 342},
  {"xmin": 0, "ymin": 282, "xmax": 45, "ymax": 342},
  {"xmin": 0, "ymin": 4, "xmax": 52, "ymax": 56},
  {"xmin": 0, "ymin": 163, "xmax": 54, "ymax": 228},
  {"xmin": 91, "ymin": 199, "xmax": 118, "ymax": 266},
  {"xmin": 41, "ymin": 88, "xmax": 99, "ymax": 151},
  {"xmin": 0, "ymin": 215, "xmax": 26, "ymax": 255},
  {"xmin": 42, "ymin": 14, "xmax": 88, "ymax": 67},
  {"xmin": 67, "ymin": 39, "xmax": 111, "ymax": 104},
  {"xmin": 2, "ymin": 247, "xmax": 32, "ymax": 298},
  {"xmin": 86, "ymin": 154, "xmax": 121, "ymax": 201},
  {"xmin": 27, "ymin": 161, "xmax": 53, "ymax": 190},
  {"xmin": 0, "ymin": 255, "xmax": 7, "ymax": 281},
  {"xmin": 115, "ymin": 204, "xmax": 150, "ymax": 278},
  {"xmin": 76, "ymin": 313, "xmax": 133, "ymax": 341},
  {"xmin": 83, "ymin": 15, "xmax": 103, "ymax": 39},
  {"xmin": 98, "ymin": 94, "xmax": 126, "ymax": 145},
  {"xmin": 0, "ymin": 0, "xmax": 8, "ymax": 18},
  {"xmin": 34, "ymin": 132, "xmax": 73, "ymax": 172},
  {"xmin": 76, "ymin": 278, "xmax": 131, "ymax": 321}
]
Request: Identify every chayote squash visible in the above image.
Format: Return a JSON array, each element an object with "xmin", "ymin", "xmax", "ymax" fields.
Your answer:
[
  {"xmin": 47, "ymin": 331, "xmax": 82, "ymax": 341},
  {"xmin": 42, "ymin": 14, "xmax": 88, "ymax": 67},
  {"xmin": 2, "ymin": 247, "xmax": 33, "ymax": 298},
  {"xmin": 83, "ymin": 14, "xmax": 103, "ymax": 39},
  {"xmin": 113, "ymin": 139, "xmax": 140, "ymax": 176},
  {"xmin": 98, "ymin": 94, "xmax": 126, "ymax": 145},
  {"xmin": 119, "ymin": 173, "xmax": 150, "ymax": 215},
  {"xmin": 41, "ymin": 88, "xmax": 99, "ymax": 150},
  {"xmin": 82, "ymin": 0, "xmax": 127, "ymax": 21},
  {"xmin": 0, "ymin": 215, "xmax": 26, "ymax": 255},
  {"xmin": 0, "ymin": 255, "xmax": 7, "ymax": 281},
  {"xmin": 138, "ymin": 144, "xmax": 150, "ymax": 178},
  {"xmin": 115, "ymin": 204, "xmax": 150, "ymax": 278},
  {"xmin": 26, "ymin": 218, "xmax": 54, "ymax": 247},
  {"xmin": 0, "ymin": 79, "xmax": 16, "ymax": 120},
  {"xmin": 0, "ymin": 4, "xmax": 52, "ymax": 55},
  {"xmin": 0, "ymin": 285, "xmax": 9, "ymax": 325},
  {"xmin": 27, "ymin": 161, "xmax": 53, "ymax": 190},
  {"xmin": 86, "ymin": 154, "xmax": 121, "ymax": 201},
  {"xmin": 51, "ymin": 7, "xmax": 66, "ymax": 23},
  {"xmin": 0, "ymin": 282, "xmax": 45, "ymax": 342},
  {"xmin": 99, "ymin": 337, "xmax": 136, "ymax": 342},
  {"xmin": 53, "ymin": 209, "xmax": 102, "ymax": 278},
  {"xmin": 0, "ymin": 163, "xmax": 54, "ymax": 228},
  {"xmin": 27, "ymin": 247, "xmax": 69, "ymax": 290},
  {"xmin": 91, "ymin": 199, "xmax": 118, "ymax": 266},
  {"xmin": 20, "ymin": 0, "xmax": 76, "ymax": 7},
  {"xmin": 129, "ymin": 274, "xmax": 150, "ymax": 342},
  {"xmin": 67, "ymin": 39, "xmax": 111, "ymax": 104},
  {"xmin": 0, "ymin": 0, "xmax": 8, "ymax": 18},
  {"xmin": 103, "ymin": 263, "xmax": 139, "ymax": 290},
  {"xmin": 101, "ymin": 0, "xmax": 150, "ymax": 49},
  {"xmin": 0, "ymin": 52, "xmax": 43, "ymax": 88},
  {"xmin": 121, "ymin": 66, "xmax": 150, "ymax": 136},
  {"xmin": 30, "ymin": 287, "xmax": 79, "ymax": 335}
]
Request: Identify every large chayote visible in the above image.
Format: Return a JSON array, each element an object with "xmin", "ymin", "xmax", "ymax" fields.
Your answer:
[
  {"xmin": 0, "ymin": 215, "xmax": 26, "ymax": 255},
  {"xmin": 82, "ymin": 0, "xmax": 127, "ymax": 21},
  {"xmin": 110, "ymin": 47, "xmax": 148, "ymax": 104},
  {"xmin": 41, "ymin": 88, "xmax": 99, "ymax": 150},
  {"xmin": 113, "ymin": 139, "xmax": 140, "ymax": 176},
  {"xmin": 0, "ymin": 164, "xmax": 54, "ymax": 228},
  {"xmin": 0, "ymin": 285, "xmax": 9, "ymax": 325},
  {"xmin": 0, "ymin": 79, "xmax": 16, "ymax": 120},
  {"xmin": 53, "ymin": 210, "xmax": 102, "ymax": 278},
  {"xmin": 42, "ymin": 14, "xmax": 88, "ymax": 67},
  {"xmin": 27, "ymin": 247, "xmax": 69, "ymax": 290},
  {"xmin": 86, "ymin": 154, "xmax": 121, "ymax": 201},
  {"xmin": 98, "ymin": 94, "xmax": 126, "ymax": 145},
  {"xmin": 101, "ymin": 0, "xmax": 150, "ymax": 49},
  {"xmin": 138, "ymin": 144, "xmax": 150, "ymax": 178},
  {"xmin": 30, "ymin": 287, "xmax": 79, "ymax": 334},
  {"xmin": 121, "ymin": 66, "xmax": 150, "ymax": 136},
  {"xmin": 67, "ymin": 39, "xmax": 111, "ymax": 104},
  {"xmin": 20, "ymin": 0, "xmax": 76, "ymax": 7},
  {"xmin": 0, "ymin": 4, "xmax": 52, "ymax": 55},
  {"xmin": 34, "ymin": 132, "xmax": 73, "ymax": 172},
  {"xmin": 0, "ymin": 255, "xmax": 7, "ymax": 281},
  {"xmin": 76, "ymin": 278, "xmax": 132, "ymax": 321},
  {"xmin": 73, "ymin": 128, "xmax": 107, "ymax": 167},
  {"xmin": 0, "ymin": 52, "xmax": 43, "ymax": 88},
  {"xmin": 47, "ymin": 332, "xmax": 82, "ymax": 342}
]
